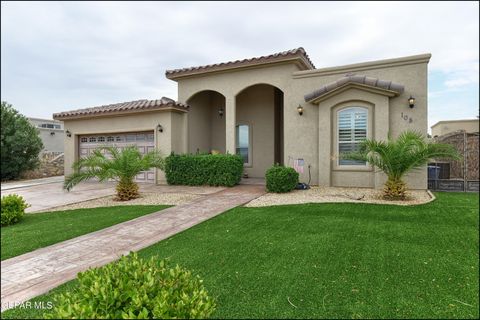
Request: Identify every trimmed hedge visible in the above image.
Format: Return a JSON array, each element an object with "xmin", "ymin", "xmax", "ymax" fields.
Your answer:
[
  {"xmin": 165, "ymin": 153, "xmax": 243, "ymax": 187},
  {"xmin": 44, "ymin": 252, "xmax": 216, "ymax": 319},
  {"xmin": 265, "ymin": 164, "xmax": 299, "ymax": 193}
]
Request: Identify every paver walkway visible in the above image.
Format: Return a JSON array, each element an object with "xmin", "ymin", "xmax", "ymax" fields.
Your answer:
[{"xmin": 0, "ymin": 184, "xmax": 265, "ymax": 311}]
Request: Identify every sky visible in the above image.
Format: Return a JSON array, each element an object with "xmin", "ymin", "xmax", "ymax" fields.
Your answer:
[{"xmin": 1, "ymin": 1, "xmax": 479, "ymax": 131}]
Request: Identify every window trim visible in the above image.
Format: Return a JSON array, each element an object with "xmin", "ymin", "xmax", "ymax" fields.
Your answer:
[
  {"xmin": 336, "ymin": 106, "xmax": 369, "ymax": 168},
  {"xmin": 236, "ymin": 123, "xmax": 253, "ymax": 167}
]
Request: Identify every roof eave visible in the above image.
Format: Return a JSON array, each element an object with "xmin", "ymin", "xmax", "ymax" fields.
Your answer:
[
  {"xmin": 53, "ymin": 106, "xmax": 188, "ymax": 121},
  {"xmin": 166, "ymin": 56, "xmax": 314, "ymax": 81}
]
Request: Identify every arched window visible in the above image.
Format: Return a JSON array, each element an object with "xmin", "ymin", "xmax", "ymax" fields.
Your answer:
[{"xmin": 337, "ymin": 107, "xmax": 367, "ymax": 166}]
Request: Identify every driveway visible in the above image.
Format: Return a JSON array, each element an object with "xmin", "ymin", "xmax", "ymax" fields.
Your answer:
[{"xmin": 1, "ymin": 178, "xmax": 228, "ymax": 213}]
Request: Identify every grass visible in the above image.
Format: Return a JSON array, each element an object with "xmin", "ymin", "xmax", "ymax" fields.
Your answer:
[
  {"xmin": 2, "ymin": 192, "xmax": 478, "ymax": 319},
  {"xmin": 1, "ymin": 205, "xmax": 169, "ymax": 260}
]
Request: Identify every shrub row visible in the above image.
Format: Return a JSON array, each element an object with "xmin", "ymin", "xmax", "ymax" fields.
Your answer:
[
  {"xmin": 1, "ymin": 194, "xmax": 28, "ymax": 226},
  {"xmin": 265, "ymin": 164, "xmax": 299, "ymax": 193},
  {"xmin": 165, "ymin": 153, "xmax": 243, "ymax": 187}
]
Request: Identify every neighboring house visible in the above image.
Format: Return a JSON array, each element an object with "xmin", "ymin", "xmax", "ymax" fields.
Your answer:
[
  {"xmin": 28, "ymin": 117, "xmax": 64, "ymax": 154},
  {"xmin": 54, "ymin": 48, "xmax": 430, "ymax": 188},
  {"xmin": 431, "ymin": 119, "xmax": 479, "ymax": 137}
]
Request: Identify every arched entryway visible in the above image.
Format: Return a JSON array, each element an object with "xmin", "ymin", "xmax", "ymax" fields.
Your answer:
[
  {"xmin": 186, "ymin": 90, "xmax": 226, "ymax": 154},
  {"xmin": 235, "ymin": 84, "xmax": 284, "ymax": 178}
]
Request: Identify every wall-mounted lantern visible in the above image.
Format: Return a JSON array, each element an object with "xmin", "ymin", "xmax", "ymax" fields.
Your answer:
[
  {"xmin": 218, "ymin": 107, "xmax": 224, "ymax": 117},
  {"xmin": 50, "ymin": 131, "xmax": 55, "ymax": 136},
  {"xmin": 66, "ymin": 130, "xmax": 72, "ymax": 137},
  {"xmin": 297, "ymin": 104, "xmax": 304, "ymax": 116},
  {"xmin": 408, "ymin": 96, "xmax": 415, "ymax": 108},
  {"xmin": 157, "ymin": 124, "xmax": 163, "ymax": 133}
]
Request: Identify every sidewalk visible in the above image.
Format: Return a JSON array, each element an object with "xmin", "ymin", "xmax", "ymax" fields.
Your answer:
[
  {"xmin": 0, "ymin": 184, "xmax": 265, "ymax": 311},
  {"xmin": 1, "ymin": 176, "xmax": 64, "ymax": 191}
]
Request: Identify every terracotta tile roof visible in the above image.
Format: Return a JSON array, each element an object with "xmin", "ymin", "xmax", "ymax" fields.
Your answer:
[
  {"xmin": 53, "ymin": 97, "xmax": 189, "ymax": 120},
  {"xmin": 304, "ymin": 74, "xmax": 404, "ymax": 103},
  {"xmin": 165, "ymin": 47, "xmax": 315, "ymax": 79}
]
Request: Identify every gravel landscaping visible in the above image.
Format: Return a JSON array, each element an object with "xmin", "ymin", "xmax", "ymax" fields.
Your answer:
[
  {"xmin": 40, "ymin": 192, "xmax": 202, "ymax": 212},
  {"xmin": 245, "ymin": 186, "xmax": 434, "ymax": 207}
]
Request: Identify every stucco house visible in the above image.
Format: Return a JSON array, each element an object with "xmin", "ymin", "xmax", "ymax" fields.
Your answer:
[
  {"xmin": 28, "ymin": 117, "xmax": 64, "ymax": 154},
  {"xmin": 53, "ymin": 48, "xmax": 431, "ymax": 189}
]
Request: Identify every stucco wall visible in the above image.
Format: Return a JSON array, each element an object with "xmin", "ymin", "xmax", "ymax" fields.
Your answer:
[
  {"xmin": 431, "ymin": 119, "xmax": 479, "ymax": 137},
  {"xmin": 236, "ymin": 84, "xmax": 275, "ymax": 177},
  {"xmin": 37, "ymin": 129, "xmax": 65, "ymax": 153},
  {"xmin": 173, "ymin": 54, "xmax": 430, "ymax": 189},
  {"xmin": 62, "ymin": 110, "xmax": 185, "ymax": 184}
]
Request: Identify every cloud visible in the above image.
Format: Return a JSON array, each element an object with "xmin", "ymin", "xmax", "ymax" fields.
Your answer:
[{"xmin": 1, "ymin": 1, "xmax": 478, "ymax": 122}]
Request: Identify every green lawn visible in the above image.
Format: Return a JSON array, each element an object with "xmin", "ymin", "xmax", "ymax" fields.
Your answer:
[
  {"xmin": 1, "ymin": 205, "xmax": 169, "ymax": 260},
  {"xmin": 2, "ymin": 192, "xmax": 478, "ymax": 319}
]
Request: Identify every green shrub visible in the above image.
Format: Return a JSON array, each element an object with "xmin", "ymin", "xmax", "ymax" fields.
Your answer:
[
  {"xmin": 265, "ymin": 164, "xmax": 299, "ymax": 193},
  {"xmin": 45, "ymin": 252, "xmax": 216, "ymax": 319},
  {"xmin": 165, "ymin": 153, "xmax": 243, "ymax": 187},
  {"xmin": 1, "ymin": 194, "xmax": 28, "ymax": 226},
  {"xmin": 1, "ymin": 101, "xmax": 43, "ymax": 180}
]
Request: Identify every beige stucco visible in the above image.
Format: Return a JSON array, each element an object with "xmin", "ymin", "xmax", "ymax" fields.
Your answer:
[
  {"xmin": 62, "ymin": 110, "xmax": 187, "ymax": 184},
  {"xmin": 174, "ymin": 53, "xmax": 430, "ymax": 189},
  {"xmin": 431, "ymin": 119, "xmax": 479, "ymax": 137},
  {"xmin": 57, "ymin": 52, "xmax": 431, "ymax": 189}
]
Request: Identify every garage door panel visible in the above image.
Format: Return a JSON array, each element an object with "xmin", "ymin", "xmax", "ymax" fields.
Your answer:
[{"xmin": 79, "ymin": 131, "xmax": 155, "ymax": 183}]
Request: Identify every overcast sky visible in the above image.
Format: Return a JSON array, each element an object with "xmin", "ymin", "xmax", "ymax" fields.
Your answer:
[{"xmin": 1, "ymin": 1, "xmax": 478, "ymax": 130}]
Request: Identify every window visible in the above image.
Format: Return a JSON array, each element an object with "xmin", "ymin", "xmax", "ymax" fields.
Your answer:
[
  {"xmin": 116, "ymin": 136, "xmax": 123, "ymax": 142},
  {"xmin": 107, "ymin": 136, "xmax": 115, "ymax": 142},
  {"xmin": 80, "ymin": 137, "xmax": 88, "ymax": 143},
  {"xmin": 236, "ymin": 124, "xmax": 251, "ymax": 166},
  {"xmin": 89, "ymin": 137, "xmax": 97, "ymax": 143},
  {"xmin": 97, "ymin": 136, "xmax": 105, "ymax": 142},
  {"xmin": 337, "ymin": 107, "xmax": 367, "ymax": 166}
]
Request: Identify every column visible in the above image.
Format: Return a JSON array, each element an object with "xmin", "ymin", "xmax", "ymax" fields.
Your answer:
[{"xmin": 225, "ymin": 96, "xmax": 236, "ymax": 154}]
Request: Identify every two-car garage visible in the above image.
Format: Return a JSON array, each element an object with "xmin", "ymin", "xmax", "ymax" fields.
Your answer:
[{"xmin": 78, "ymin": 131, "xmax": 155, "ymax": 183}]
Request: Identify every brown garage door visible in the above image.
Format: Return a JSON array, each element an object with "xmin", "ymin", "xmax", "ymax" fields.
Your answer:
[{"xmin": 79, "ymin": 132, "xmax": 155, "ymax": 183}]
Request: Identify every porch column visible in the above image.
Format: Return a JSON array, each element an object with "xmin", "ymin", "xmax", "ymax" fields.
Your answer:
[{"xmin": 225, "ymin": 96, "xmax": 236, "ymax": 154}]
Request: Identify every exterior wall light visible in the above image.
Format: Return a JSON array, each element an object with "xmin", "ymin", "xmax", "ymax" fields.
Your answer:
[
  {"xmin": 66, "ymin": 130, "xmax": 72, "ymax": 137},
  {"xmin": 297, "ymin": 104, "xmax": 304, "ymax": 115},
  {"xmin": 157, "ymin": 124, "xmax": 163, "ymax": 132},
  {"xmin": 50, "ymin": 131, "xmax": 55, "ymax": 136},
  {"xmin": 408, "ymin": 96, "xmax": 415, "ymax": 108},
  {"xmin": 218, "ymin": 107, "xmax": 224, "ymax": 117}
]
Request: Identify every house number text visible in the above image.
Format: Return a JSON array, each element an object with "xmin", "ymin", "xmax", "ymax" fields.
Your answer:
[{"xmin": 401, "ymin": 112, "xmax": 413, "ymax": 123}]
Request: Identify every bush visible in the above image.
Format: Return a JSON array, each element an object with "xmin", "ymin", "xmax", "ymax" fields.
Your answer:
[
  {"xmin": 165, "ymin": 153, "xmax": 243, "ymax": 187},
  {"xmin": 45, "ymin": 252, "xmax": 216, "ymax": 319},
  {"xmin": 1, "ymin": 101, "xmax": 44, "ymax": 180},
  {"xmin": 265, "ymin": 164, "xmax": 299, "ymax": 193},
  {"xmin": 1, "ymin": 194, "xmax": 29, "ymax": 226}
]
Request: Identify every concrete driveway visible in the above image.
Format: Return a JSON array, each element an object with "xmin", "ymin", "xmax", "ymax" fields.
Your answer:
[
  {"xmin": 1, "ymin": 177, "xmax": 228, "ymax": 213},
  {"xmin": 1, "ymin": 178, "xmax": 116, "ymax": 213}
]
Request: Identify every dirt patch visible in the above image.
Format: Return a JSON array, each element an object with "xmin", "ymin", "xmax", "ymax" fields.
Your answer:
[{"xmin": 244, "ymin": 186, "xmax": 434, "ymax": 207}]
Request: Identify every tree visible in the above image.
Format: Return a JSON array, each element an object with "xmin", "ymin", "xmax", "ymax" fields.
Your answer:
[
  {"xmin": 344, "ymin": 130, "xmax": 461, "ymax": 200},
  {"xmin": 1, "ymin": 101, "xmax": 44, "ymax": 180},
  {"xmin": 64, "ymin": 146, "xmax": 164, "ymax": 201}
]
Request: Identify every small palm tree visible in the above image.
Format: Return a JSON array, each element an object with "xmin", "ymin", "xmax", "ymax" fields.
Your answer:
[
  {"xmin": 64, "ymin": 146, "xmax": 164, "ymax": 201},
  {"xmin": 344, "ymin": 130, "xmax": 460, "ymax": 200}
]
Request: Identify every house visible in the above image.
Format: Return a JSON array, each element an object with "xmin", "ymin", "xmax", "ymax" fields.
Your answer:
[
  {"xmin": 431, "ymin": 119, "xmax": 479, "ymax": 137},
  {"xmin": 53, "ymin": 48, "xmax": 430, "ymax": 188},
  {"xmin": 28, "ymin": 117, "xmax": 64, "ymax": 154}
]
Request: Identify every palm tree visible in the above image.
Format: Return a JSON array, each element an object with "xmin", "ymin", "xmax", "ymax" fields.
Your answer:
[
  {"xmin": 64, "ymin": 146, "xmax": 164, "ymax": 201},
  {"xmin": 344, "ymin": 130, "xmax": 461, "ymax": 200}
]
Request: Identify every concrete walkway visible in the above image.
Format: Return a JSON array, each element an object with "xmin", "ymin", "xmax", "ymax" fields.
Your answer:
[{"xmin": 0, "ymin": 185, "xmax": 265, "ymax": 311}]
